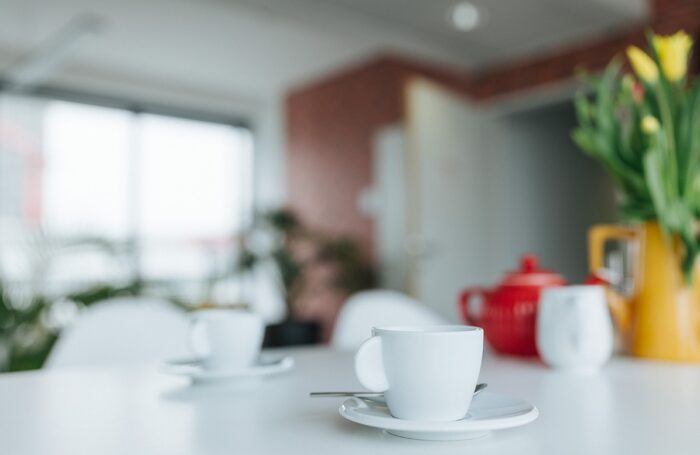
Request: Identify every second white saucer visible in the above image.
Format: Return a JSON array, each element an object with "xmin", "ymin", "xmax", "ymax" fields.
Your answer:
[{"xmin": 162, "ymin": 356, "xmax": 294, "ymax": 382}]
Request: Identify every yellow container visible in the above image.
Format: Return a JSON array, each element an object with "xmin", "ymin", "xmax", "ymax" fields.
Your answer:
[{"xmin": 589, "ymin": 222, "xmax": 700, "ymax": 361}]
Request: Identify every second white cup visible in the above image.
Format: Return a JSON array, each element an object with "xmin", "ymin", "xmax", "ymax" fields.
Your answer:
[
  {"xmin": 190, "ymin": 309, "xmax": 264, "ymax": 371},
  {"xmin": 354, "ymin": 325, "xmax": 483, "ymax": 421},
  {"xmin": 537, "ymin": 285, "xmax": 613, "ymax": 372}
]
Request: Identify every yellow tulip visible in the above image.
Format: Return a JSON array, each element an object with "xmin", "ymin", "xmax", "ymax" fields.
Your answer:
[
  {"xmin": 653, "ymin": 31, "xmax": 693, "ymax": 81},
  {"xmin": 641, "ymin": 115, "xmax": 660, "ymax": 134},
  {"xmin": 626, "ymin": 46, "xmax": 659, "ymax": 83}
]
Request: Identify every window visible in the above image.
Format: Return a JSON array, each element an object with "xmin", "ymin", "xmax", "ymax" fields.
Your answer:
[
  {"xmin": 0, "ymin": 94, "xmax": 253, "ymax": 297},
  {"xmin": 43, "ymin": 102, "xmax": 131, "ymax": 239},
  {"xmin": 136, "ymin": 113, "xmax": 253, "ymax": 280}
]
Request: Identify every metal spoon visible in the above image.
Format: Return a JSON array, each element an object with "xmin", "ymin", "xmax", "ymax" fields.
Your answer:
[{"xmin": 310, "ymin": 382, "xmax": 488, "ymax": 403}]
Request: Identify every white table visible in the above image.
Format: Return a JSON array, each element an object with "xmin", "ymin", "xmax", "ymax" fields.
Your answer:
[{"xmin": 1, "ymin": 347, "xmax": 699, "ymax": 455}]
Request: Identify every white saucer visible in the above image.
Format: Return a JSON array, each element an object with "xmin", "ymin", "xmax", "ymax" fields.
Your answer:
[
  {"xmin": 339, "ymin": 392, "xmax": 538, "ymax": 441},
  {"xmin": 162, "ymin": 356, "xmax": 294, "ymax": 382}
]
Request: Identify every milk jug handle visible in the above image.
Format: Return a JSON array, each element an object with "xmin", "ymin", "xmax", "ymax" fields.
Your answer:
[{"xmin": 588, "ymin": 224, "xmax": 638, "ymax": 334}]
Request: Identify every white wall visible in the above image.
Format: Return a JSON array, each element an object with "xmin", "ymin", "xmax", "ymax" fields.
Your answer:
[
  {"xmin": 372, "ymin": 126, "xmax": 409, "ymax": 292},
  {"xmin": 485, "ymin": 102, "xmax": 617, "ymax": 283},
  {"xmin": 253, "ymin": 95, "xmax": 287, "ymax": 210}
]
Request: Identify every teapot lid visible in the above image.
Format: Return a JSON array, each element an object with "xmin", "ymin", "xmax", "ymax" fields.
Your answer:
[{"xmin": 501, "ymin": 254, "xmax": 566, "ymax": 287}]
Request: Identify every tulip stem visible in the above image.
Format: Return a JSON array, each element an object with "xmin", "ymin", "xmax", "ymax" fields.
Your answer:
[{"xmin": 655, "ymin": 85, "xmax": 678, "ymax": 197}]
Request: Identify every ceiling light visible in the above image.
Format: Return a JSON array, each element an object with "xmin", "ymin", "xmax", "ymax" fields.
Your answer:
[{"xmin": 448, "ymin": 2, "xmax": 481, "ymax": 32}]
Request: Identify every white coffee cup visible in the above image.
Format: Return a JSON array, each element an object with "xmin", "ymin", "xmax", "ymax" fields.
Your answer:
[
  {"xmin": 537, "ymin": 285, "xmax": 613, "ymax": 372},
  {"xmin": 190, "ymin": 309, "xmax": 264, "ymax": 371},
  {"xmin": 354, "ymin": 325, "xmax": 483, "ymax": 421}
]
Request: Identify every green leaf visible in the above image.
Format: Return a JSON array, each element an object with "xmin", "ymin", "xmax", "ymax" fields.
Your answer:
[
  {"xmin": 574, "ymin": 91, "xmax": 593, "ymax": 128},
  {"xmin": 682, "ymin": 79, "xmax": 700, "ymax": 197}
]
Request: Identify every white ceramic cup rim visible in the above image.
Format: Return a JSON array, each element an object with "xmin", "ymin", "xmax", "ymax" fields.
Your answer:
[
  {"xmin": 541, "ymin": 285, "xmax": 605, "ymax": 299},
  {"xmin": 372, "ymin": 325, "xmax": 482, "ymax": 335},
  {"xmin": 190, "ymin": 308, "xmax": 259, "ymax": 321}
]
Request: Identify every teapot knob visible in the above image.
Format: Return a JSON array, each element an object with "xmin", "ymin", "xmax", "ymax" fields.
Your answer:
[{"xmin": 521, "ymin": 254, "xmax": 539, "ymax": 272}]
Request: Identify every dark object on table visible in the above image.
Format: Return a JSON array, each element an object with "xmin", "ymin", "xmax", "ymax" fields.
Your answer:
[{"xmin": 263, "ymin": 319, "xmax": 321, "ymax": 347}]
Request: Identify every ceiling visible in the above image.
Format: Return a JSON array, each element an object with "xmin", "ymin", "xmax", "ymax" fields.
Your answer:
[
  {"xmin": 0, "ymin": 0, "xmax": 649, "ymax": 108},
  {"xmin": 323, "ymin": 0, "xmax": 649, "ymax": 66}
]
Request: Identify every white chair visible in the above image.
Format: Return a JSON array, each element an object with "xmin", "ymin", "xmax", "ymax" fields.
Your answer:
[
  {"xmin": 45, "ymin": 297, "xmax": 191, "ymax": 369},
  {"xmin": 331, "ymin": 290, "xmax": 448, "ymax": 350}
]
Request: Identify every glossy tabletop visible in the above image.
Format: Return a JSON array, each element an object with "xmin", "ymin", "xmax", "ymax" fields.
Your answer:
[{"xmin": 1, "ymin": 347, "xmax": 699, "ymax": 455}]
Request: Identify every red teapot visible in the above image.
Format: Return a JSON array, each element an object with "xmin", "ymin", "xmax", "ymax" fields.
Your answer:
[{"xmin": 458, "ymin": 254, "xmax": 566, "ymax": 356}]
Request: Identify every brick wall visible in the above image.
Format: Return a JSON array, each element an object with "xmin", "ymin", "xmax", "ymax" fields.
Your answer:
[
  {"xmin": 285, "ymin": 0, "xmax": 700, "ymax": 259},
  {"xmin": 286, "ymin": 58, "xmax": 402, "ymax": 256}
]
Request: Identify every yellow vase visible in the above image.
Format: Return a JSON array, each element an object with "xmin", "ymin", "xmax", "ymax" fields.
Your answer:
[{"xmin": 589, "ymin": 222, "xmax": 700, "ymax": 361}]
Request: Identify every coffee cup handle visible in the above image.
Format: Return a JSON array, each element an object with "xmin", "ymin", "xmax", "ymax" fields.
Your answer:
[{"xmin": 354, "ymin": 336, "xmax": 389, "ymax": 392}]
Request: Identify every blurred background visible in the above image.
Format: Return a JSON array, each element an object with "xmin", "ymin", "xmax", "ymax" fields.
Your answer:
[{"xmin": 0, "ymin": 0, "xmax": 688, "ymax": 370}]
